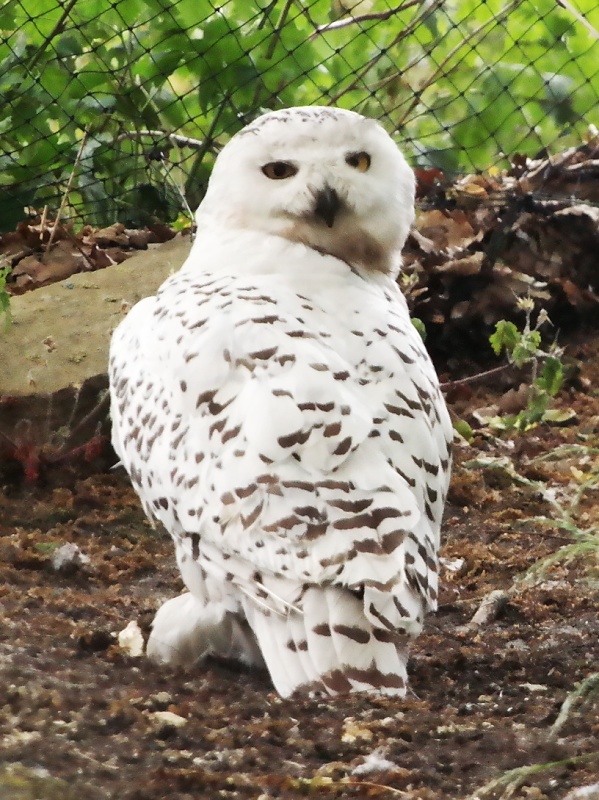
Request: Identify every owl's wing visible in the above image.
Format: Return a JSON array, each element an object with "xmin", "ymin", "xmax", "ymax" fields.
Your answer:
[{"xmin": 110, "ymin": 269, "xmax": 451, "ymax": 644}]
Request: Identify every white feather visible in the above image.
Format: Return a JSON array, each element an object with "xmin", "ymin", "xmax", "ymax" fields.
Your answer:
[{"xmin": 109, "ymin": 106, "xmax": 452, "ymax": 697}]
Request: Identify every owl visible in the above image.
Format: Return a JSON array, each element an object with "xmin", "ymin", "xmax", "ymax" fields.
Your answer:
[{"xmin": 109, "ymin": 106, "xmax": 452, "ymax": 697}]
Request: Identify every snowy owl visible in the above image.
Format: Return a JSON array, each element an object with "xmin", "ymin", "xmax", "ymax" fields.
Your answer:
[{"xmin": 109, "ymin": 106, "xmax": 452, "ymax": 697}]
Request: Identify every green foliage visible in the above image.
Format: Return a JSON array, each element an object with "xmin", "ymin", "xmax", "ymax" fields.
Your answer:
[
  {"xmin": 490, "ymin": 320, "xmax": 541, "ymax": 368},
  {"xmin": 487, "ymin": 304, "xmax": 566, "ymax": 431},
  {"xmin": 1, "ymin": 0, "xmax": 598, "ymax": 227},
  {"xmin": 411, "ymin": 317, "xmax": 427, "ymax": 341},
  {"xmin": 453, "ymin": 418, "xmax": 475, "ymax": 443},
  {"xmin": 0, "ymin": 265, "xmax": 11, "ymax": 329},
  {"xmin": 536, "ymin": 356, "xmax": 564, "ymax": 397}
]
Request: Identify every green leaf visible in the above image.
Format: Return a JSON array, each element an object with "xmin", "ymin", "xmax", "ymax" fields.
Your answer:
[
  {"xmin": 0, "ymin": 264, "xmax": 11, "ymax": 329},
  {"xmin": 537, "ymin": 356, "xmax": 564, "ymax": 397},
  {"xmin": 4, "ymin": 0, "xmax": 597, "ymax": 224},
  {"xmin": 411, "ymin": 317, "xmax": 427, "ymax": 341},
  {"xmin": 512, "ymin": 330, "xmax": 541, "ymax": 367},
  {"xmin": 489, "ymin": 320, "xmax": 520, "ymax": 356},
  {"xmin": 517, "ymin": 389, "xmax": 551, "ymax": 429},
  {"xmin": 488, "ymin": 414, "xmax": 518, "ymax": 432},
  {"xmin": 453, "ymin": 419, "xmax": 474, "ymax": 442},
  {"xmin": 542, "ymin": 408, "xmax": 577, "ymax": 425},
  {"xmin": 54, "ymin": 32, "xmax": 86, "ymax": 58}
]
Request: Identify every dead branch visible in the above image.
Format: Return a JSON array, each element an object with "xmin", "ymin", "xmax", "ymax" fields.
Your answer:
[
  {"xmin": 556, "ymin": 0, "xmax": 599, "ymax": 41},
  {"xmin": 439, "ymin": 363, "xmax": 513, "ymax": 392},
  {"xmin": 467, "ymin": 589, "xmax": 509, "ymax": 628},
  {"xmin": 265, "ymin": 0, "xmax": 294, "ymax": 59},
  {"xmin": 327, "ymin": 0, "xmax": 444, "ymax": 104},
  {"xmin": 549, "ymin": 672, "xmax": 599, "ymax": 741},
  {"xmin": 394, "ymin": 0, "xmax": 521, "ymax": 128},
  {"xmin": 116, "ymin": 130, "xmax": 205, "ymax": 149},
  {"xmin": 58, "ymin": 389, "xmax": 110, "ymax": 451},
  {"xmin": 313, "ymin": 1, "xmax": 420, "ymax": 34},
  {"xmin": 47, "ymin": 131, "xmax": 88, "ymax": 249},
  {"xmin": 466, "ymin": 752, "xmax": 599, "ymax": 800}
]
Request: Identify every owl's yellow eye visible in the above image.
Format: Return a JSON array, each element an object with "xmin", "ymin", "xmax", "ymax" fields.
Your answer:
[
  {"xmin": 261, "ymin": 161, "xmax": 298, "ymax": 180},
  {"xmin": 345, "ymin": 151, "xmax": 371, "ymax": 172}
]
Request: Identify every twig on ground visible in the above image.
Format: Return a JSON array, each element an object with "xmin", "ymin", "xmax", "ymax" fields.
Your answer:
[
  {"xmin": 347, "ymin": 780, "xmax": 408, "ymax": 796},
  {"xmin": 46, "ymin": 435, "xmax": 108, "ymax": 467},
  {"xmin": 549, "ymin": 673, "xmax": 599, "ymax": 741},
  {"xmin": 466, "ymin": 752, "xmax": 599, "ymax": 800},
  {"xmin": 439, "ymin": 363, "xmax": 513, "ymax": 391},
  {"xmin": 39, "ymin": 205, "xmax": 48, "ymax": 233},
  {"xmin": 61, "ymin": 390, "xmax": 110, "ymax": 449},
  {"xmin": 465, "ymin": 589, "xmax": 510, "ymax": 629}
]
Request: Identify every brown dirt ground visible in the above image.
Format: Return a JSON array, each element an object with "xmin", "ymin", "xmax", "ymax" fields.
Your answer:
[{"xmin": 1, "ymin": 336, "xmax": 598, "ymax": 799}]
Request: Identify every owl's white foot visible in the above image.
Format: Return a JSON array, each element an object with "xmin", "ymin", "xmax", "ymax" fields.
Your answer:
[{"xmin": 146, "ymin": 592, "xmax": 264, "ymax": 668}]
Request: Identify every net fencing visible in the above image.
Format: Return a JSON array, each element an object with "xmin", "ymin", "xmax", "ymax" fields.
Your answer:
[{"xmin": 2, "ymin": 0, "xmax": 598, "ymax": 230}]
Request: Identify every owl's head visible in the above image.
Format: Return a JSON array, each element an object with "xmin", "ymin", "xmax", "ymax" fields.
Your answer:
[{"xmin": 197, "ymin": 106, "xmax": 415, "ymax": 276}]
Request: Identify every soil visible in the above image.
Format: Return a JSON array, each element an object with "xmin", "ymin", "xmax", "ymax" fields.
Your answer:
[
  {"xmin": 1, "ymin": 333, "xmax": 598, "ymax": 800},
  {"xmin": 1, "ymin": 182, "xmax": 599, "ymax": 798}
]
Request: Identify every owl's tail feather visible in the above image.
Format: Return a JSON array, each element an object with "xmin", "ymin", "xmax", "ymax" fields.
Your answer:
[
  {"xmin": 146, "ymin": 592, "xmax": 264, "ymax": 668},
  {"xmin": 242, "ymin": 585, "xmax": 409, "ymax": 697}
]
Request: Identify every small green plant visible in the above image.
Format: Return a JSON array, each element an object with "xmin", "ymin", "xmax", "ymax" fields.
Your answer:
[
  {"xmin": 488, "ymin": 300, "xmax": 566, "ymax": 431},
  {"xmin": 463, "ymin": 446, "xmax": 599, "ymax": 583},
  {"xmin": 0, "ymin": 264, "xmax": 11, "ymax": 329}
]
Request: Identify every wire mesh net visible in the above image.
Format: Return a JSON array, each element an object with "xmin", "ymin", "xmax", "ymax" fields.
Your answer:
[{"xmin": 2, "ymin": 0, "xmax": 598, "ymax": 230}]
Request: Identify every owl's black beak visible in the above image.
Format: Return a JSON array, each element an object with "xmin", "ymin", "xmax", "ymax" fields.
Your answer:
[{"xmin": 313, "ymin": 185, "xmax": 341, "ymax": 228}]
